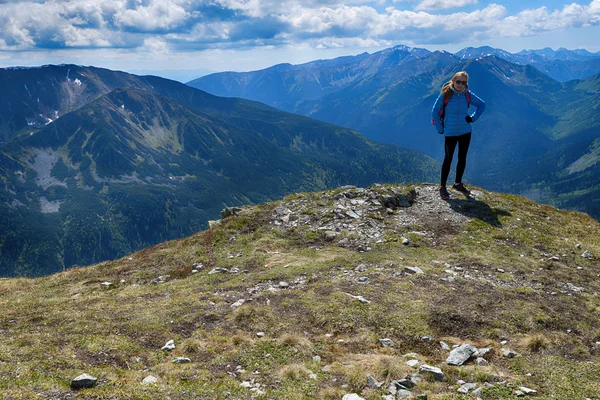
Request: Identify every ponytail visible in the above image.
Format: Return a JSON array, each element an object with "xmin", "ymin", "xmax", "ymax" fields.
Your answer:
[{"xmin": 441, "ymin": 81, "xmax": 453, "ymax": 98}]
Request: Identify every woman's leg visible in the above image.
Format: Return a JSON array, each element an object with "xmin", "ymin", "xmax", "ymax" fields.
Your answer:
[
  {"xmin": 441, "ymin": 136, "xmax": 459, "ymax": 187},
  {"xmin": 455, "ymin": 132, "xmax": 472, "ymax": 184}
]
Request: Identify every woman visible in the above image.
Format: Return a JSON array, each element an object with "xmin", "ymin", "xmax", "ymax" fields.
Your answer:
[{"xmin": 431, "ymin": 71, "xmax": 485, "ymax": 200}]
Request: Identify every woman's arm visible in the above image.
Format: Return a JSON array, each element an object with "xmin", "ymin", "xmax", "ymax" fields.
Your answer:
[
  {"xmin": 468, "ymin": 91, "xmax": 486, "ymax": 122},
  {"xmin": 431, "ymin": 95, "xmax": 444, "ymax": 133}
]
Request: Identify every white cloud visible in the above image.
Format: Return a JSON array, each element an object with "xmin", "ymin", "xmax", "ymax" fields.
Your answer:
[
  {"xmin": 415, "ymin": 0, "xmax": 478, "ymax": 12},
  {"xmin": 282, "ymin": 5, "xmax": 381, "ymax": 35},
  {"xmin": 491, "ymin": 2, "xmax": 600, "ymax": 37},
  {"xmin": 114, "ymin": 0, "xmax": 191, "ymax": 32},
  {"xmin": 0, "ymin": 0, "xmax": 599, "ymax": 56},
  {"xmin": 139, "ymin": 36, "xmax": 171, "ymax": 55}
]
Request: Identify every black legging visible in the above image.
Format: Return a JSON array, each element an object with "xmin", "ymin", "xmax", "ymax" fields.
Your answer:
[{"xmin": 441, "ymin": 132, "xmax": 471, "ymax": 187}]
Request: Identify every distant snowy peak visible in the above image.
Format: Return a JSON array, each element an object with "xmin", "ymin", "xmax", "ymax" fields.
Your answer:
[
  {"xmin": 455, "ymin": 46, "xmax": 512, "ymax": 60},
  {"xmin": 390, "ymin": 44, "xmax": 431, "ymax": 56},
  {"xmin": 514, "ymin": 47, "xmax": 600, "ymax": 62}
]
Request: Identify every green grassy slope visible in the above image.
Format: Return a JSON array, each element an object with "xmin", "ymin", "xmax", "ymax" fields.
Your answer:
[{"xmin": 1, "ymin": 183, "xmax": 599, "ymax": 399}]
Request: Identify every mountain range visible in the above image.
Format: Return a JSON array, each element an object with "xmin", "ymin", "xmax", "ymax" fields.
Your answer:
[
  {"xmin": 188, "ymin": 45, "xmax": 600, "ymax": 221},
  {"xmin": 0, "ymin": 65, "xmax": 438, "ymax": 277}
]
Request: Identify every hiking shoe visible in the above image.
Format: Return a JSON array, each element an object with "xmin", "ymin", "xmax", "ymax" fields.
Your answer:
[
  {"xmin": 452, "ymin": 182, "xmax": 470, "ymax": 194},
  {"xmin": 440, "ymin": 186, "xmax": 450, "ymax": 200}
]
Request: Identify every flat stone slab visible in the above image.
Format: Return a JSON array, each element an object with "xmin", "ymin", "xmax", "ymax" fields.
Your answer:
[
  {"xmin": 70, "ymin": 373, "xmax": 97, "ymax": 390},
  {"xmin": 446, "ymin": 343, "xmax": 477, "ymax": 365},
  {"xmin": 419, "ymin": 364, "xmax": 445, "ymax": 381}
]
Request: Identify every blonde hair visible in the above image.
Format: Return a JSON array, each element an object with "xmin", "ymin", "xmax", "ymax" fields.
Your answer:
[{"xmin": 441, "ymin": 71, "xmax": 469, "ymax": 98}]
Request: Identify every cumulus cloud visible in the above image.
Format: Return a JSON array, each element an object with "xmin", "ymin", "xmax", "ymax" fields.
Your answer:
[
  {"xmin": 114, "ymin": 0, "xmax": 191, "ymax": 32},
  {"xmin": 0, "ymin": 0, "xmax": 599, "ymax": 53},
  {"xmin": 415, "ymin": 0, "xmax": 478, "ymax": 12}
]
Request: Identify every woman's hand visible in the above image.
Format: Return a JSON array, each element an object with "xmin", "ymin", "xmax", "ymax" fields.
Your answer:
[{"xmin": 465, "ymin": 115, "xmax": 473, "ymax": 123}]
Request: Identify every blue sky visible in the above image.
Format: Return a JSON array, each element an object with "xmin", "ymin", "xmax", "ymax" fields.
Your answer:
[{"xmin": 1, "ymin": 0, "xmax": 599, "ymax": 79}]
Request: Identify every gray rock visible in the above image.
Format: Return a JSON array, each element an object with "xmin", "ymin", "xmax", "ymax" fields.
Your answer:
[
  {"xmin": 405, "ymin": 266, "xmax": 424, "ymax": 274},
  {"xmin": 396, "ymin": 193, "xmax": 413, "ymax": 207},
  {"xmin": 582, "ymin": 250, "xmax": 593, "ymax": 259},
  {"xmin": 367, "ymin": 374, "xmax": 382, "ymax": 389},
  {"xmin": 378, "ymin": 338, "xmax": 394, "ymax": 347},
  {"xmin": 273, "ymin": 206, "xmax": 291, "ymax": 217},
  {"xmin": 142, "ymin": 375, "xmax": 158, "ymax": 385},
  {"xmin": 406, "ymin": 359, "xmax": 419, "ymax": 367},
  {"xmin": 446, "ymin": 343, "xmax": 477, "ymax": 366},
  {"xmin": 476, "ymin": 347, "xmax": 492, "ymax": 357},
  {"xmin": 172, "ymin": 357, "xmax": 191, "ymax": 364},
  {"xmin": 419, "ymin": 364, "xmax": 445, "ymax": 381},
  {"xmin": 230, "ymin": 299, "xmax": 245, "ymax": 308},
  {"xmin": 161, "ymin": 340, "xmax": 175, "ymax": 351},
  {"xmin": 389, "ymin": 380, "xmax": 409, "ymax": 393},
  {"xmin": 354, "ymin": 264, "xmax": 368, "ymax": 272},
  {"xmin": 476, "ymin": 357, "xmax": 488, "ymax": 366},
  {"xmin": 421, "ymin": 335, "xmax": 432, "ymax": 342},
  {"xmin": 397, "ymin": 389, "xmax": 415, "ymax": 399},
  {"xmin": 457, "ymin": 382, "xmax": 478, "ymax": 394},
  {"xmin": 344, "ymin": 292, "xmax": 371, "ymax": 304},
  {"xmin": 221, "ymin": 207, "xmax": 241, "ymax": 219},
  {"xmin": 325, "ymin": 231, "xmax": 337, "ymax": 241},
  {"xmin": 342, "ymin": 394, "xmax": 365, "ymax": 400},
  {"xmin": 440, "ymin": 341, "xmax": 451, "ymax": 351},
  {"xmin": 518, "ymin": 386, "xmax": 537, "ymax": 395},
  {"xmin": 393, "ymin": 379, "xmax": 415, "ymax": 389},
  {"xmin": 70, "ymin": 373, "xmax": 98, "ymax": 390},
  {"xmin": 346, "ymin": 210, "xmax": 361, "ymax": 219},
  {"xmin": 279, "ymin": 281, "xmax": 289, "ymax": 289},
  {"xmin": 209, "ymin": 267, "xmax": 228, "ymax": 274},
  {"xmin": 502, "ymin": 348, "xmax": 518, "ymax": 358}
]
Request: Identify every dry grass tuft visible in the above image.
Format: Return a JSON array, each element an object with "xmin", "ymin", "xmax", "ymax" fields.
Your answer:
[
  {"xmin": 180, "ymin": 338, "xmax": 205, "ymax": 354},
  {"xmin": 229, "ymin": 305, "xmax": 274, "ymax": 331},
  {"xmin": 374, "ymin": 355, "xmax": 406, "ymax": 381},
  {"xmin": 523, "ymin": 334, "xmax": 550, "ymax": 353},
  {"xmin": 232, "ymin": 334, "xmax": 254, "ymax": 346},
  {"xmin": 278, "ymin": 364, "xmax": 313, "ymax": 381},
  {"xmin": 316, "ymin": 387, "xmax": 347, "ymax": 399},
  {"xmin": 278, "ymin": 333, "xmax": 314, "ymax": 350}
]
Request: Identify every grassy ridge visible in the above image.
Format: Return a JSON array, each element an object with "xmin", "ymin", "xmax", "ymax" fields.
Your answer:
[{"xmin": 1, "ymin": 184, "xmax": 599, "ymax": 399}]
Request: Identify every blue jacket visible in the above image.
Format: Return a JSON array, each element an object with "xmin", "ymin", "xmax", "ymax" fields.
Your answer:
[{"xmin": 432, "ymin": 89, "xmax": 485, "ymax": 136}]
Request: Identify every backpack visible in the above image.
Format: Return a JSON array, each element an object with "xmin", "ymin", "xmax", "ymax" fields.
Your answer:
[{"xmin": 432, "ymin": 90, "xmax": 471, "ymax": 128}]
